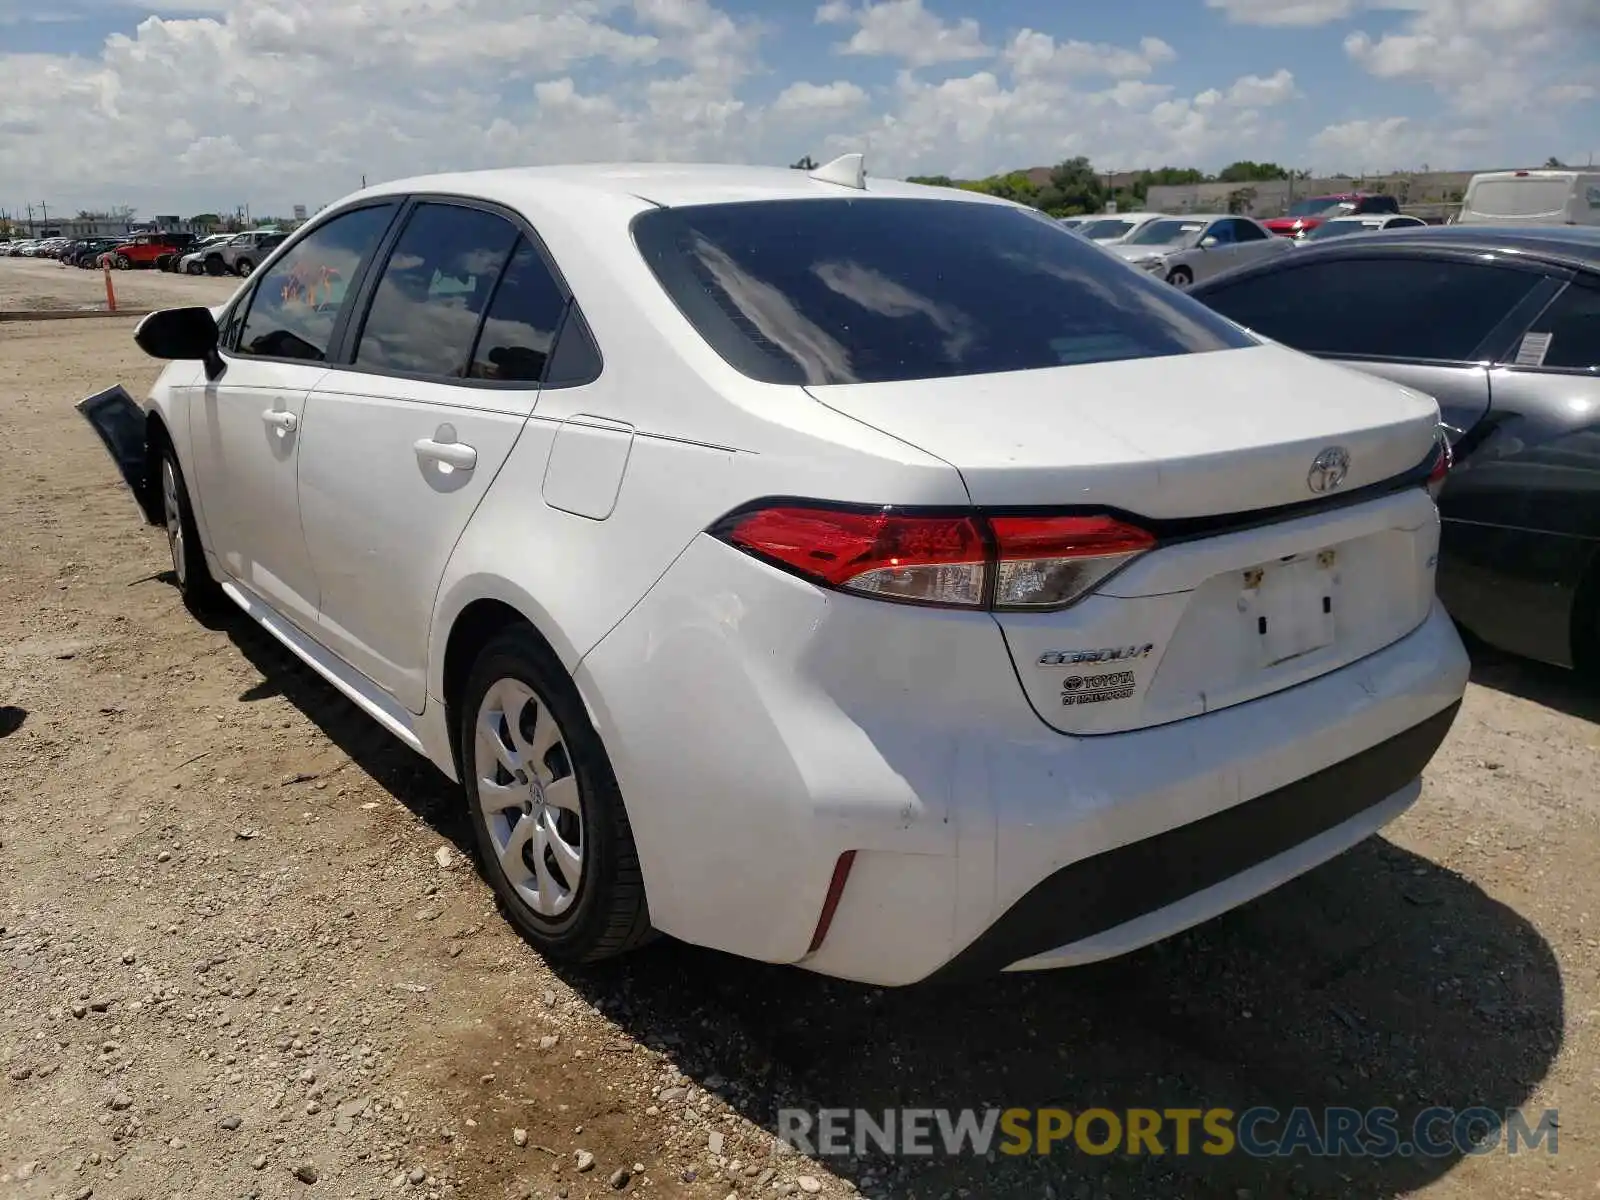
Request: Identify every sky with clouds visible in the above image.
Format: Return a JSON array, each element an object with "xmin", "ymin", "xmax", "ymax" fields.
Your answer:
[{"xmin": 2, "ymin": 0, "xmax": 1596, "ymax": 218}]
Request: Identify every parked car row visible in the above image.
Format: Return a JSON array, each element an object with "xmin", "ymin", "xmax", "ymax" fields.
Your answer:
[
  {"xmin": 1, "ymin": 236, "xmax": 76, "ymax": 257},
  {"xmin": 1, "ymin": 230, "xmax": 288, "ymax": 276}
]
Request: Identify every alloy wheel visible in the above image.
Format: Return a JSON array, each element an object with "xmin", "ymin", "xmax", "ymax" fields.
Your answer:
[
  {"xmin": 161, "ymin": 458, "xmax": 186, "ymax": 586},
  {"xmin": 473, "ymin": 678, "xmax": 584, "ymax": 919}
]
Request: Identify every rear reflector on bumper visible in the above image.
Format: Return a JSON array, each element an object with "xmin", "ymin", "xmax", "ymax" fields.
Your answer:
[{"xmin": 807, "ymin": 850, "xmax": 858, "ymax": 954}]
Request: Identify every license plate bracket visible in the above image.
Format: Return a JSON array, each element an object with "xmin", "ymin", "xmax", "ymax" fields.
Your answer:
[{"xmin": 1246, "ymin": 556, "xmax": 1335, "ymax": 668}]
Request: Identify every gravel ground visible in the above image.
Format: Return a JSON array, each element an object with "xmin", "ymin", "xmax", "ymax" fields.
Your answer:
[
  {"xmin": 3, "ymin": 277, "xmax": 1599, "ymax": 1200},
  {"xmin": 0, "ymin": 255, "xmax": 241, "ymax": 313}
]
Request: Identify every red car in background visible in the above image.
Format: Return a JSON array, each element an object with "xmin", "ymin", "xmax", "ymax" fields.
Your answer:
[
  {"xmin": 104, "ymin": 232, "xmax": 195, "ymax": 270},
  {"xmin": 1262, "ymin": 193, "xmax": 1400, "ymax": 239}
]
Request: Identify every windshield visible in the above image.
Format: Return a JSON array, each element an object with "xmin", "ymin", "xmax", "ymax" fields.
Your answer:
[
  {"xmin": 1126, "ymin": 219, "xmax": 1206, "ymax": 247},
  {"xmin": 1305, "ymin": 220, "xmax": 1381, "ymax": 241},
  {"xmin": 631, "ymin": 198, "xmax": 1254, "ymax": 386},
  {"xmin": 1288, "ymin": 196, "xmax": 1348, "ymax": 217},
  {"xmin": 1081, "ymin": 218, "xmax": 1137, "ymax": 241}
]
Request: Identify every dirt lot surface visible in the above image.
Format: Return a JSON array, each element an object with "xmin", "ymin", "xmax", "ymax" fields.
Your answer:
[
  {"xmin": 3, "ymin": 293, "xmax": 1599, "ymax": 1200},
  {"xmin": 0, "ymin": 255, "xmax": 239, "ymax": 314}
]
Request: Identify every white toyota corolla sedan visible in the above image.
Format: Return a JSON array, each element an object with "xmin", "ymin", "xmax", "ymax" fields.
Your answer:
[{"xmin": 89, "ymin": 157, "xmax": 1468, "ymax": 987}]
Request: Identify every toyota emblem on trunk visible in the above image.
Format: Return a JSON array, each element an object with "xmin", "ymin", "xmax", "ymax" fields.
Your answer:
[{"xmin": 1307, "ymin": 446, "xmax": 1350, "ymax": 494}]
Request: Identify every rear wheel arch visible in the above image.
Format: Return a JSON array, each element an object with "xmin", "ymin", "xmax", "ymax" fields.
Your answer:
[
  {"xmin": 444, "ymin": 602, "xmax": 655, "ymax": 959},
  {"xmin": 441, "ymin": 600, "xmax": 573, "ymax": 776}
]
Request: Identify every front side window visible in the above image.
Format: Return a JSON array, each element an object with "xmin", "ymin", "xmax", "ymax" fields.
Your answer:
[
  {"xmin": 1200, "ymin": 257, "xmax": 1541, "ymax": 361},
  {"xmin": 234, "ymin": 205, "xmax": 395, "ymax": 362},
  {"xmin": 1231, "ymin": 219, "xmax": 1268, "ymax": 242},
  {"xmin": 354, "ymin": 203, "xmax": 520, "ymax": 378},
  {"xmin": 632, "ymin": 198, "xmax": 1254, "ymax": 386}
]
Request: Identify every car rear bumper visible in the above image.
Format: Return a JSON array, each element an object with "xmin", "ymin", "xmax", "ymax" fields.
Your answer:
[
  {"xmin": 579, "ymin": 535, "xmax": 1469, "ymax": 986},
  {"xmin": 926, "ymin": 701, "xmax": 1454, "ymax": 981}
]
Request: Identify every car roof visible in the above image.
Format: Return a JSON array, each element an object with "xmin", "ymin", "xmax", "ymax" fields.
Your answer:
[
  {"xmin": 1363, "ymin": 223, "xmax": 1600, "ymax": 263},
  {"xmin": 1192, "ymin": 223, "xmax": 1600, "ymax": 292},
  {"xmin": 346, "ymin": 162, "xmax": 1019, "ymax": 212}
]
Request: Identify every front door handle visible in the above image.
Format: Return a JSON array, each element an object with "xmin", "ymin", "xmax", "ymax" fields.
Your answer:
[
  {"xmin": 262, "ymin": 409, "xmax": 298, "ymax": 432},
  {"xmin": 414, "ymin": 437, "xmax": 477, "ymax": 471}
]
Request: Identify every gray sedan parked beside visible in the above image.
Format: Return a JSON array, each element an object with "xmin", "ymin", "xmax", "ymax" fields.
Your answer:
[{"xmin": 1191, "ymin": 226, "xmax": 1600, "ymax": 675}]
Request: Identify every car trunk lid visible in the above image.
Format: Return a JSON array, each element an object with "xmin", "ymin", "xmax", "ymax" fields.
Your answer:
[{"xmin": 805, "ymin": 343, "xmax": 1439, "ymax": 517}]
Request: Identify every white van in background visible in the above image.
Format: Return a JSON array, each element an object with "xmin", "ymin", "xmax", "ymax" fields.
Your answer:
[{"xmin": 1457, "ymin": 169, "xmax": 1600, "ymax": 226}]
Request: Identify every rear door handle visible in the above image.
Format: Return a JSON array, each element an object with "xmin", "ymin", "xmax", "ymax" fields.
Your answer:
[
  {"xmin": 414, "ymin": 437, "xmax": 477, "ymax": 471},
  {"xmin": 262, "ymin": 409, "xmax": 297, "ymax": 432}
]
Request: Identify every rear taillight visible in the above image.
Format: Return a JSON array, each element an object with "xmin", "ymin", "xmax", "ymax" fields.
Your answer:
[
  {"xmin": 1427, "ymin": 433, "xmax": 1452, "ymax": 500},
  {"xmin": 714, "ymin": 505, "xmax": 1155, "ymax": 611}
]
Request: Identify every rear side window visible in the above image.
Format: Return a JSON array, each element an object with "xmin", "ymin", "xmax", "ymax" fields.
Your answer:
[
  {"xmin": 355, "ymin": 203, "xmax": 520, "ymax": 378},
  {"xmin": 467, "ymin": 239, "xmax": 569, "ymax": 382},
  {"xmin": 632, "ymin": 198, "xmax": 1254, "ymax": 386},
  {"xmin": 1519, "ymin": 280, "xmax": 1600, "ymax": 371},
  {"xmin": 1199, "ymin": 257, "xmax": 1540, "ymax": 362}
]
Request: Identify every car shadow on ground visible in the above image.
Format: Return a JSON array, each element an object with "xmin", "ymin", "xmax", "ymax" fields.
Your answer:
[
  {"xmin": 211, "ymin": 606, "xmax": 474, "ymax": 857},
  {"xmin": 206, "ymin": 602, "xmax": 1564, "ymax": 1200},
  {"xmin": 561, "ymin": 841, "xmax": 1564, "ymax": 1199},
  {"xmin": 1467, "ymin": 644, "xmax": 1599, "ymax": 723},
  {"xmin": 0, "ymin": 705, "xmax": 26, "ymax": 737}
]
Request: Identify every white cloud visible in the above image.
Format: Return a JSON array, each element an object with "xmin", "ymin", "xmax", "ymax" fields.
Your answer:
[
  {"xmin": 816, "ymin": 0, "xmax": 991, "ymax": 68},
  {"xmin": 1204, "ymin": 0, "xmax": 1358, "ymax": 26},
  {"xmin": 772, "ymin": 80, "xmax": 870, "ymax": 117},
  {"xmin": 1004, "ymin": 31, "xmax": 1176, "ymax": 80},
  {"xmin": 1, "ymin": 0, "xmax": 1593, "ymax": 219},
  {"xmin": 1544, "ymin": 83, "xmax": 1597, "ymax": 104},
  {"xmin": 1225, "ymin": 68, "xmax": 1299, "ymax": 107},
  {"xmin": 1343, "ymin": 0, "xmax": 1600, "ymax": 117}
]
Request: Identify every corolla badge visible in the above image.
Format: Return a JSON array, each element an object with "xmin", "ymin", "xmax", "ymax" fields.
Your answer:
[{"xmin": 1307, "ymin": 446, "xmax": 1351, "ymax": 494}]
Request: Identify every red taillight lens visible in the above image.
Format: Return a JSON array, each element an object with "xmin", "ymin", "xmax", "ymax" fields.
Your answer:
[
  {"xmin": 1427, "ymin": 434, "xmax": 1452, "ymax": 499},
  {"xmin": 721, "ymin": 506, "xmax": 988, "ymax": 607},
  {"xmin": 716, "ymin": 506, "xmax": 1154, "ymax": 611}
]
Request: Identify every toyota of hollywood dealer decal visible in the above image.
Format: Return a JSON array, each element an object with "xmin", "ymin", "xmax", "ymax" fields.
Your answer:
[{"xmin": 1038, "ymin": 645, "xmax": 1155, "ymax": 706}]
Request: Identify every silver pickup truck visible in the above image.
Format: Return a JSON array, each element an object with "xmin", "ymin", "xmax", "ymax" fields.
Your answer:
[{"xmin": 205, "ymin": 229, "xmax": 288, "ymax": 277}]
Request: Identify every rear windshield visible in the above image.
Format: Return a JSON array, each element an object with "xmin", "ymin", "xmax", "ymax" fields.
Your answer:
[
  {"xmin": 1081, "ymin": 218, "xmax": 1136, "ymax": 240},
  {"xmin": 631, "ymin": 199, "xmax": 1252, "ymax": 386},
  {"xmin": 1469, "ymin": 179, "xmax": 1571, "ymax": 217}
]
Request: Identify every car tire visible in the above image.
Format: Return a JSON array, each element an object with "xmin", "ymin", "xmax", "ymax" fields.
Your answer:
[
  {"xmin": 1167, "ymin": 266, "xmax": 1194, "ymax": 288},
  {"xmin": 205, "ymin": 256, "xmax": 225, "ymax": 276},
  {"xmin": 114, "ymin": 254, "xmax": 131, "ymax": 270},
  {"xmin": 458, "ymin": 629, "xmax": 654, "ymax": 963},
  {"xmin": 234, "ymin": 258, "xmax": 255, "ymax": 277},
  {"xmin": 154, "ymin": 440, "xmax": 224, "ymax": 615}
]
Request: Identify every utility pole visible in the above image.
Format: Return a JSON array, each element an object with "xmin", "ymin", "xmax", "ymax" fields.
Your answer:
[{"xmin": 40, "ymin": 201, "xmax": 48, "ymax": 230}]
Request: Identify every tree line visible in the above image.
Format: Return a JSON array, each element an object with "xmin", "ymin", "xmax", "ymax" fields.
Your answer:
[{"xmin": 793, "ymin": 154, "xmax": 1302, "ymax": 216}]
